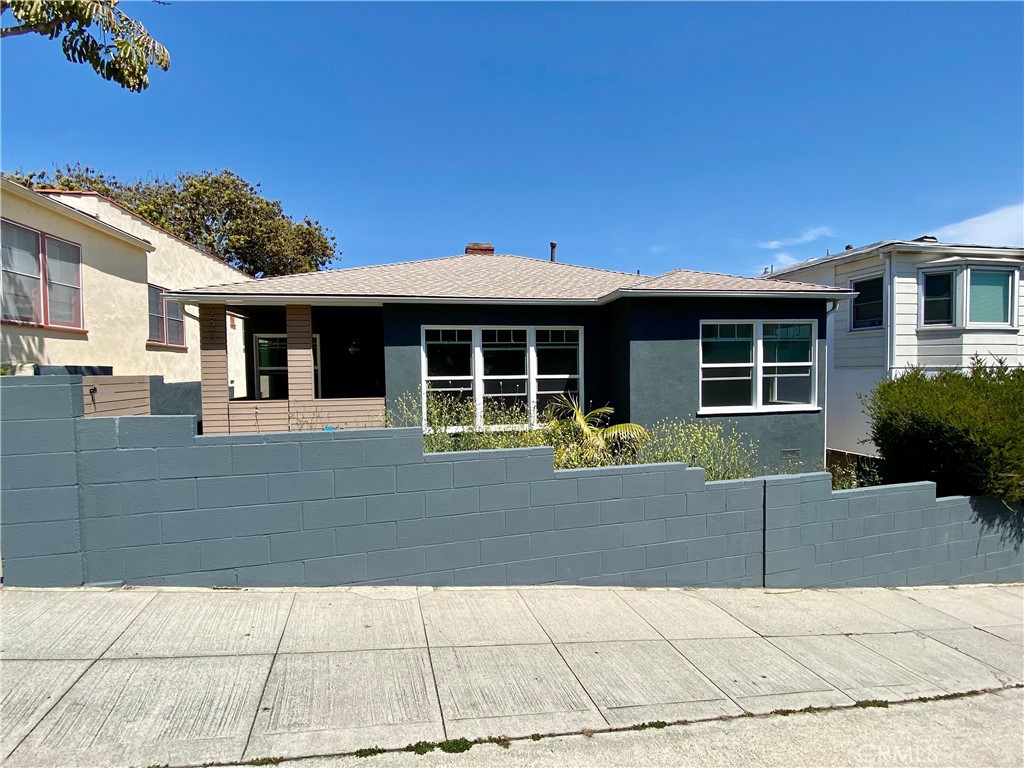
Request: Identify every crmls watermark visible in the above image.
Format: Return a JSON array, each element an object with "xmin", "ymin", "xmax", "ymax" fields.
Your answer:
[{"xmin": 856, "ymin": 742, "xmax": 941, "ymax": 765}]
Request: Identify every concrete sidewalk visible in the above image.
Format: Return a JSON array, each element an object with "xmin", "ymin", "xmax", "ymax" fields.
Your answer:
[{"xmin": 1, "ymin": 584, "xmax": 1021, "ymax": 768}]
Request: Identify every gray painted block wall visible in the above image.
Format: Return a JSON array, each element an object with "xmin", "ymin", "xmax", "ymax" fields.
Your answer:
[
  {"xmin": 2, "ymin": 377, "xmax": 1020, "ymax": 589},
  {"xmin": 763, "ymin": 476, "xmax": 1024, "ymax": 587}
]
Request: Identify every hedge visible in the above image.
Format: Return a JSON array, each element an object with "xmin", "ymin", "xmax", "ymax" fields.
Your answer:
[{"xmin": 863, "ymin": 361, "xmax": 1024, "ymax": 503}]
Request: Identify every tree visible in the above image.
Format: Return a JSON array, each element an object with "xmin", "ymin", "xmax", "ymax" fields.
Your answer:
[
  {"xmin": 1, "ymin": 1, "xmax": 169, "ymax": 92},
  {"xmin": 7, "ymin": 165, "xmax": 338, "ymax": 277}
]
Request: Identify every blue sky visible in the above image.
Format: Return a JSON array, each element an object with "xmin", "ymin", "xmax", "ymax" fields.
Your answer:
[{"xmin": 3, "ymin": 2, "xmax": 1022, "ymax": 276}]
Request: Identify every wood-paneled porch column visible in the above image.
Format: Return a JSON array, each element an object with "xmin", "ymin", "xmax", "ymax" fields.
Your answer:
[
  {"xmin": 286, "ymin": 304, "xmax": 315, "ymax": 401},
  {"xmin": 199, "ymin": 303, "xmax": 229, "ymax": 434}
]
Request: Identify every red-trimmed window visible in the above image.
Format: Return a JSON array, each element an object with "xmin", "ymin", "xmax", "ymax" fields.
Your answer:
[
  {"xmin": 148, "ymin": 285, "xmax": 185, "ymax": 346},
  {"xmin": 1, "ymin": 219, "xmax": 83, "ymax": 328}
]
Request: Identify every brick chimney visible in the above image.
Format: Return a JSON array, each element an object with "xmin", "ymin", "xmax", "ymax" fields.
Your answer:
[{"xmin": 465, "ymin": 242, "xmax": 494, "ymax": 255}]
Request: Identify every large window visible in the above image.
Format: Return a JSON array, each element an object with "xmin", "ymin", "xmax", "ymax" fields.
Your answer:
[
  {"xmin": 147, "ymin": 285, "xmax": 185, "ymax": 346},
  {"xmin": 1, "ymin": 219, "xmax": 82, "ymax": 329},
  {"xmin": 921, "ymin": 271, "xmax": 955, "ymax": 326},
  {"xmin": 967, "ymin": 269, "xmax": 1014, "ymax": 326},
  {"xmin": 700, "ymin": 321, "xmax": 817, "ymax": 413},
  {"xmin": 422, "ymin": 326, "xmax": 582, "ymax": 428},
  {"xmin": 850, "ymin": 275, "xmax": 884, "ymax": 330},
  {"xmin": 254, "ymin": 334, "xmax": 321, "ymax": 399}
]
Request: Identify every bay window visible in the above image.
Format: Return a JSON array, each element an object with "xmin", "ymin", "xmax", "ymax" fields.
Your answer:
[
  {"xmin": 422, "ymin": 326, "xmax": 583, "ymax": 428},
  {"xmin": 1, "ymin": 219, "xmax": 82, "ymax": 328},
  {"xmin": 700, "ymin": 321, "xmax": 817, "ymax": 413}
]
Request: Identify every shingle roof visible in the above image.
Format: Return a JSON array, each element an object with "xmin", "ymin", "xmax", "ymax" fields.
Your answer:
[
  {"xmin": 169, "ymin": 253, "xmax": 852, "ymax": 303},
  {"xmin": 629, "ymin": 268, "xmax": 842, "ymax": 294}
]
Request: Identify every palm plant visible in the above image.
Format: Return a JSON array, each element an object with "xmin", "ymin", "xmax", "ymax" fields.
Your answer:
[{"xmin": 543, "ymin": 394, "xmax": 650, "ymax": 468}]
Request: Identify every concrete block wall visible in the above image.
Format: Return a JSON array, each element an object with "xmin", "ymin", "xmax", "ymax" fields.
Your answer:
[
  {"xmin": 764, "ymin": 475, "xmax": 1024, "ymax": 587},
  {"xmin": 2, "ymin": 377, "xmax": 1021, "ymax": 589}
]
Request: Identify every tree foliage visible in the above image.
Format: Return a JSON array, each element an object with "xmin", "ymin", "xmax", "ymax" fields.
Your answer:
[
  {"xmin": 1, "ymin": 0, "xmax": 169, "ymax": 92},
  {"xmin": 7, "ymin": 165, "xmax": 338, "ymax": 277}
]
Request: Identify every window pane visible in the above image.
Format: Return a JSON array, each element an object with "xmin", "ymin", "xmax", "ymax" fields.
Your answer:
[
  {"xmin": 425, "ymin": 390, "xmax": 475, "ymax": 428},
  {"xmin": 426, "ymin": 378, "xmax": 474, "ymax": 391},
  {"xmin": 969, "ymin": 271, "xmax": 1011, "ymax": 324},
  {"xmin": 149, "ymin": 313, "xmax": 165, "ymax": 342},
  {"xmin": 257, "ymin": 337, "xmax": 288, "ymax": 368},
  {"xmin": 45, "ymin": 237, "xmax": 81, "ymax": 286},
  {"xmin": 852, "ymin": 277, "xmax": 884, "ymax": 328},
  {"xmin": 426, "ymin": 334, "xmax": 472, "ymax": 376},
  {"xmin": 1, "ymin": 221, "xmax": 41, "ymax": 275},
  {"xmin": 763, "ymin": 323, "xmax": 812, "ymax": 363},
  {"xmin": 922, "ymin": 272, "xmax": 954, "ymax": 325},
  {"xmin": 483, "ymin": 378, "xmax": 527, "ymax": 395},
  {"xmin": 701, "ymin": 323, "xmax": 753, "ymax": 364},
  {"xmin": 166, "ymin": 300, "xmax": 183, "ymax": 321},
  {"xmin": 47, "ymin": 283, "xmax": 81, "ymax": 326},
  {"xmin": 148, "ymin": 285, "xmax": 163, "ymax": 316},
  {"xmin": 1, "ymin": 271, "xmax": 42, "ymax": 322},
  {"xmin": 537, "ymin": 345, "xmax": 579, "ymax": 375},
  {"xmin": 701, "ymin": 367, "xmax": 753, "ymax": 407},
  {"xmin": 257, "ymin": 371, "xmax": 288, "ymax": 399},
  {"xmin": 482, "ymin": 328, "xmax": 526, "ymax": 375},
  {"xmin": 762, "ymin": 365, "xmax": 813, "ymax": 405},
  {"xmin": 167, "ymin": 318, "xmax": 185, "ymax": 346}
]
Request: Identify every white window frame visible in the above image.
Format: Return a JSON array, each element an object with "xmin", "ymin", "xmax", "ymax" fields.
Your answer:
[
  {"xmin": 253, "ymin": 333, "xmax": 322, "ymax": 400},
  {"xmin": 420, "ymin": 325, "xmax": 584, "ymax": 430},
  {"xmin": 964, "ymin": 266, "xmax": 1019, "ymax": 329},
  {"xmin": 848, "ymin": 273, "xmax": 885, "ymax": 332},
  {"xmin": 917, "ymin": 268, "xmax": 959, "ymax": 329},
  {"xmin": 698, "ymin": 319, "xmax": 819, "ymax": 415}
]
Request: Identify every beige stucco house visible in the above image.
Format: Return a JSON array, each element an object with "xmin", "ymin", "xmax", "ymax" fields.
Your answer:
[
  {"xmin": 767, "ymin": 237, "xmax": 1024, "ymax": 457},
  {"xmin": 1, "ymin": 179, "xmax": 250, "ymax": 412}
]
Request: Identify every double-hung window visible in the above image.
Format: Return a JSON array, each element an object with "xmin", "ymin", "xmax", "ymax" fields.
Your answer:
[
  {"xmin": 700, "ymin": 321, "xmax": 816, "ymax": 413},
  {"xmin": 147, "ymin": 285, "xmax": 185, "ymax": 346},
  {"xmin": 254, "ymin": 334, "xmax": 321, "ymax": 399},
  {"xmin": 1, "ymin": 219, "xmax": 82, "ymax": 329},
  {"xmin": 850, "ymin": 275, "xmax": 884, "ymax": 330},
  {"xmin": 921, "ymin": 271, "xmax": 955, "ymax": 326},
  {"xmin": 422, "ymin": 326, "xmax": 583, "ymax": 428},
  {"xmin": 967, "ymin": 269, "xmax": 1015, "ymax": 326}
]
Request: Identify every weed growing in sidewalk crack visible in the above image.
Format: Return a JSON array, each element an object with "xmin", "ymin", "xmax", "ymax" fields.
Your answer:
[
  {"xmin": 439, "ymin": 738, "xmax": 473, "ymax": 753},
  {"xmin": 405, "ymin": 741, "xmax": 436, "ymax": 754},
  {"xmin": 855, "ymin": 699, "xmax": 890, "ymax": 708},
  {"xmin": 355, "ymin": 746, "xmax": 386, "ymax": 758},
  {"xmin": 485, "ymin": 736, "xmax": 512, "ymax": 749}
]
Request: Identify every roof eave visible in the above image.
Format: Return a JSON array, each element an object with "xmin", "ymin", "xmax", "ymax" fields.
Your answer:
[
  {"xmin": 612, "ymin": 289, "xmax": 854, "ymax": 301},
  {"xmin": 162, "ymin": 292, "xmax": 608, "ymax": 306},
  {"xmin": 1, "ymin": 178, "xmax": 156, "ymax": 252}
]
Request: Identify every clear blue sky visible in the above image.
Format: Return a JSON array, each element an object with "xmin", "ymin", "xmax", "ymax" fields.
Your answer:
[{"xmin": 3, "ymin": 2, "xmax": 1022, "ymax": 276}]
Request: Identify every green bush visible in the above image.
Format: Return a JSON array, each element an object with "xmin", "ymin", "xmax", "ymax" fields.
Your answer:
[
  {"xmin": 636, "ymin": 419, "xmax": 758, "ymax": 481},
  {"xmin": 863, "ymin": 361, "xmax": 1024, "ymax": 503}
]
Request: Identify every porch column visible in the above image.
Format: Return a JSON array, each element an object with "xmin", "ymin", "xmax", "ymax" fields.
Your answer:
[
  {"xmin": 286, "ymin": 304, "xmax": 315, "ymax": 401},
  {"xmin": 199, "ymin": 303, "xmax": 230, "ymax": 434}
]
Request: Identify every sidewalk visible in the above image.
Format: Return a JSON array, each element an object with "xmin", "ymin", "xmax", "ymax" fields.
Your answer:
[{"xmin": 1, "ymin": 584, "xmax": 1021, "ymax": 768}]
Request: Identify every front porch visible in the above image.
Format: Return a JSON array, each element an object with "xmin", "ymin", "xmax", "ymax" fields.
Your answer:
[{"xmin": 199, "ymin": 303, "xmax": 386, "ymax": 434}]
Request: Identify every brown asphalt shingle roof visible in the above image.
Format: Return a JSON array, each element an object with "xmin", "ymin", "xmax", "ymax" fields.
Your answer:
[{"xmin": 172, "ymin": 254, "xmax": 850, "ymax": 302}]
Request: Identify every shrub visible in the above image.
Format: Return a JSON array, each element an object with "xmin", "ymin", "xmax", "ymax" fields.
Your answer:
[
  {"xmin": 636, "ymin": 419, "xmax": 758, "ymax": 481},
  {"xmin": 863, "ymin": 360, "xmax": 1024, "ymax": 503}
]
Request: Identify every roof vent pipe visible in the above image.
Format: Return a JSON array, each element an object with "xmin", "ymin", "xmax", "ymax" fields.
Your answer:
[
  {"xmin": 845, "ymin": 244, "xmax": 854, "ymax": 251},
  {"xmin": 550, "ymin": 241, "xmax": 557, "ymax": 262}
]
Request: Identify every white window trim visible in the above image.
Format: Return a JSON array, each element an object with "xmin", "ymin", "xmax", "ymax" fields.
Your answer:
[
  {"xmin": 698, "ymin": 319, "xmax": 820, "ymax": 416},
  {"xmin": 848, "ymin": 273, "xmax": 886, "ymax": 332},
  {"xmin": 917, "ymin": 267, "xmax": 960, "ymax": 330},
  {"xmin": 964, "ymin": 266, "xmax": 1019, "ymax": 329},
  {"xmin": 420, "ymin": 325, "xmax": 584, "ymax": 430},
  {"xmin": 253, "ymin": 333, "xmax": 322, "ymax": 400}
]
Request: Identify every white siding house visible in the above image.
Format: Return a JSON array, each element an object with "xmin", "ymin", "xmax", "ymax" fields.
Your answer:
[{"xmin": 767, "ymin": 238, "xmax": 1024, "ymax": 456}]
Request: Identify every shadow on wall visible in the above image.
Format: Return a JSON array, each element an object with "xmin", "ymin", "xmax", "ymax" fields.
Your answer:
[
  {"xmin": 972, "ymin": 497, "xmax": 1024, "ymax": 550},
  {"xmin": 1, "ymin": 332, "xmax": 47, "ymax": 373}
]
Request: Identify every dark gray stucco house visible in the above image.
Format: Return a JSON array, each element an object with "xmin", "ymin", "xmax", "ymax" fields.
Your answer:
[{"xmin": 167, "ymin": 242, "xmax": 852, "ymax": 469}]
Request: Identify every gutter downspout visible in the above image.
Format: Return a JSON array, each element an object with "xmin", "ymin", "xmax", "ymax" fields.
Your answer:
[{"xmin": 883, "ymin": 248, "xmax": 896, "ymax": 379}]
